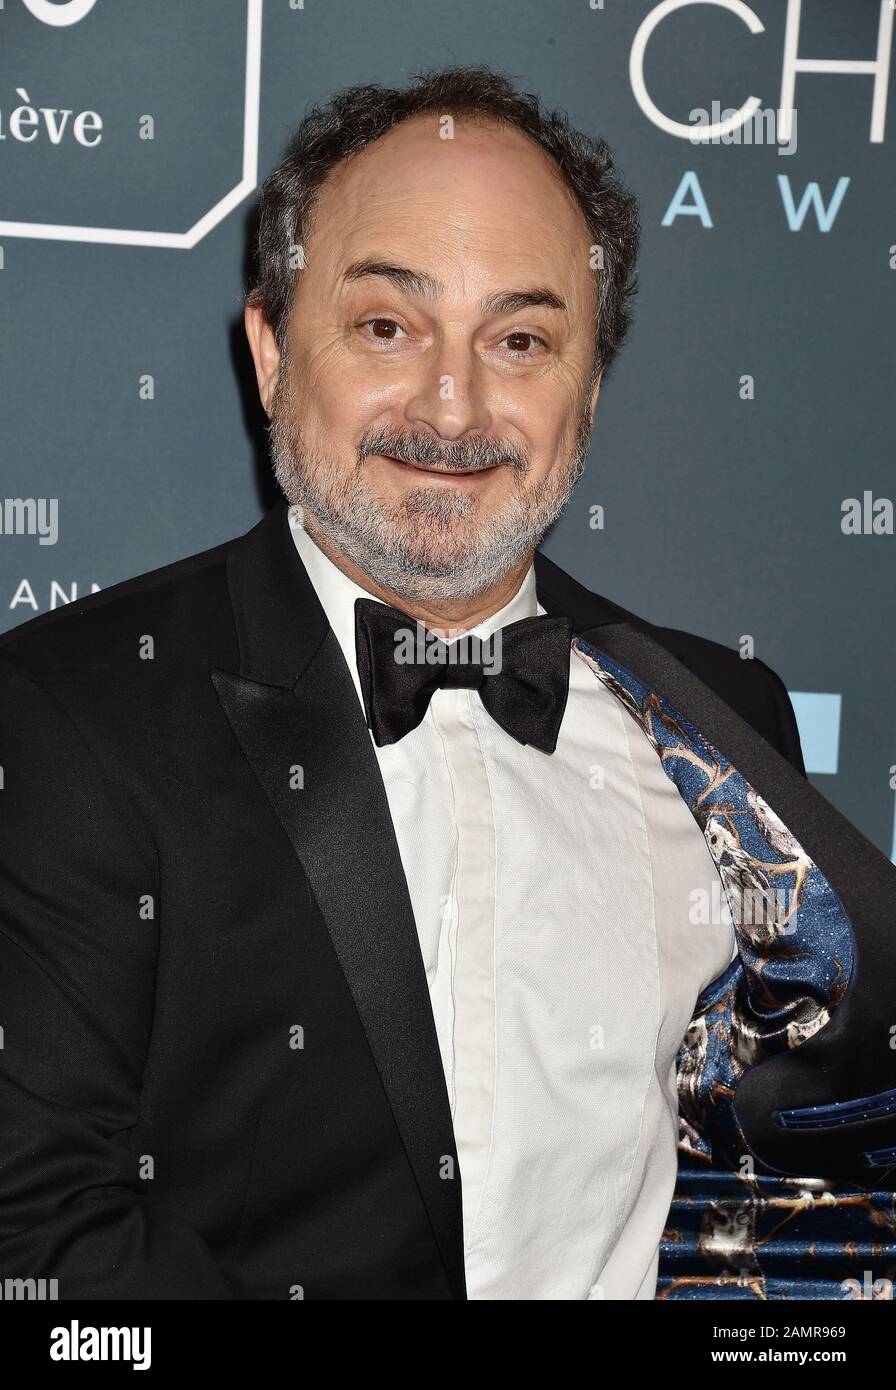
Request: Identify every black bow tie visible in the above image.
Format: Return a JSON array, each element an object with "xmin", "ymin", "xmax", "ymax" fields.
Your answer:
[{"xmin": 354, "ymin": 597, "xmax": 573, "ymax": 753}]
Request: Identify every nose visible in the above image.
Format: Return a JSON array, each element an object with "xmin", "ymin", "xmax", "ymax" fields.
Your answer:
[{"xmin": 403, "ymin": 335, "xmax": 493, "ymax": 440}]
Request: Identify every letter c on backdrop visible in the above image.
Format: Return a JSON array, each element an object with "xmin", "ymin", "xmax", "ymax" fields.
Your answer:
[
  {"xmin": 630, "ymin": 0, "xmax": 765, "ymax": 141},
  {"xmin": 21, "ymin": 0, "xmax": 98, "ymax": 26}
]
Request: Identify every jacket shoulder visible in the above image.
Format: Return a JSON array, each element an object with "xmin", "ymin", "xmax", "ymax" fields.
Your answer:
[
  {"xmin": 647, "ymin": 623, "xmax": 806, "ymax": 775},
  {"xmin": 534, "ymin": 551, "xmax": 805, "ymax": 775}
]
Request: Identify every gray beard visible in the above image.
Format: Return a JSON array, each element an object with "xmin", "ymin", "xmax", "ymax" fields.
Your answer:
[{"xmin": 268, "ymin": 378, "xmax": 592, "ymax": 603}]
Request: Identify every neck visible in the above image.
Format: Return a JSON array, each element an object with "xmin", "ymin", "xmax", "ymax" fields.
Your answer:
[{"xmin": 302, "ymin": 516, "xmax": 532, "ymax": 636}]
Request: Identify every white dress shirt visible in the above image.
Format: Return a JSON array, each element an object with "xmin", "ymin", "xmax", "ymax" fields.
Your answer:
[{"xmin": 288, "ymin": 505, "xmax": 736, "ymax": 1300}]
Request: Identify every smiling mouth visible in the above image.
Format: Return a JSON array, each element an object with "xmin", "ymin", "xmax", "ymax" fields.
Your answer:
[{"xmin": 379, "ymin": 454, "xmax": 499, "ymax": 476}]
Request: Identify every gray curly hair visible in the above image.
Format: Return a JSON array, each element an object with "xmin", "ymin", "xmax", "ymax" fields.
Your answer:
[{"xmin": 246, "ymin": 64, "xmax": 641, "ymax": 382}]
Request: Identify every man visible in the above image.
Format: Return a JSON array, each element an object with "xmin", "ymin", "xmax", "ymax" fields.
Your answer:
[{"xmin": 1, "ymin": 66, "xmax": 894, "ymax": 1302}]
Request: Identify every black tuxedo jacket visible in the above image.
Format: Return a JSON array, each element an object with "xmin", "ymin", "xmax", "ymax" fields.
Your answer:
[{"xmin": 0, "ymin": 499, "xmax": 894, "ymax": 1300}]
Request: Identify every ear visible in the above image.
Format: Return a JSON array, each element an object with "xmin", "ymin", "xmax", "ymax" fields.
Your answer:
[{"xmin": 243, "ymin": 301, "xmax": 282, "ymax": 417}]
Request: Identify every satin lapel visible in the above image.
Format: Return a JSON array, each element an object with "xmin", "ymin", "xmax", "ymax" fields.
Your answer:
[
  {"xmin": 212, "ymin": 503, "xmax": 466, "ymax": 1299},
  {"xmin": 572, "ymin": 621, "xmax": 896, "ymax": 1183}
]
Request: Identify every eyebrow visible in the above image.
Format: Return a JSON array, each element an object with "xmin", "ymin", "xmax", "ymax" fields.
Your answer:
[
  {"xmin": 344, "ymin": 259, "xmax": 441, "ymax": 300},
  {"xmin": 479, "ymin": 287, "xmax": 567, "ymax": 317},
  {"xmin": 342, "ymin": 259, "xmax": 568, "ymax": 317}
]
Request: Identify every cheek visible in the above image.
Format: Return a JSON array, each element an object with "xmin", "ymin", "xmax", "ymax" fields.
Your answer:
[
  {"xmin": 304, "ymin": 336, "xmax": 408, "ymax": 422},
  {"xmin": 501, "ymin": 385, "xmax": 585, "ymax": 480},
  {"xmin": 293, "ymin": 342, "xmax": 390, "ymax": 441}
]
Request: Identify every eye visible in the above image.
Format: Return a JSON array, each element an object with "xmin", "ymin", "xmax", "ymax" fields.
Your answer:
[
  {"xmin": 361, "ymin": 318, "xmax": 407, "ymax": 342},
  {"xmin": 499, "ymin": 330, "xmax": 546, "ymax": 356}
]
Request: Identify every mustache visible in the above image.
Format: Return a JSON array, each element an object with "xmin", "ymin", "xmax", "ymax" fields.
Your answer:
[{"xmin": 359, "ymin": 426, "xmax": 529, "ymax": 474}]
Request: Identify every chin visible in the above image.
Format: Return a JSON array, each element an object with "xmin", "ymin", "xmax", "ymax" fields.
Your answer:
[{"xmin": 400, "ymin": 536, "xmax": 478, "ymax": 572}]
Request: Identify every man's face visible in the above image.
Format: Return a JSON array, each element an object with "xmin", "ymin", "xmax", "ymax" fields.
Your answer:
[{"xmin": 257, "ymin": 115, "xmax": 601, "ymax": 601}]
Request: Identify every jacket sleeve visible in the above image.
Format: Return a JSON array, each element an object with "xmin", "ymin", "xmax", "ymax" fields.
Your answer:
[{"xmin": 0, "ymin": 652, "xmax": 235, "ymax": 1299}]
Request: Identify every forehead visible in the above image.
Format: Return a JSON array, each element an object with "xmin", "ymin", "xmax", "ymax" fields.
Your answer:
[{"xmin": 306, "ymin": 114, "xmax": 594, "ymax": 301}]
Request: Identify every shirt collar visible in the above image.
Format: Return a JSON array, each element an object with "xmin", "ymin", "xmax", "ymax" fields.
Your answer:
[{"xmin": 287, "ymin": 504, "xmax": 542, "ymax": 702}]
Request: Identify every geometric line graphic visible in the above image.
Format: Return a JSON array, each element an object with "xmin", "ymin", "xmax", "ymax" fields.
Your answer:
[{"xmin": 0, "ymin": 0, "xmax": 262, "ymax": 248}]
